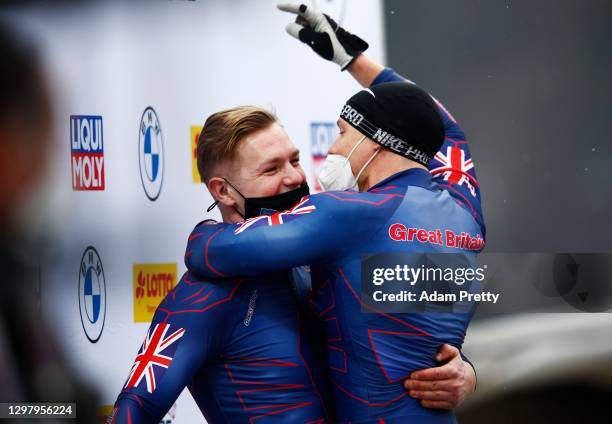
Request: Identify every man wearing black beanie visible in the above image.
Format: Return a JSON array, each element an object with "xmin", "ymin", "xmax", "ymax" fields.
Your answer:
[
  {"xmin": 318, "ymin": 79, "xmax": 446, "ymax": 193},
  {"xmin": 186, "ymin": 4, "xmax": 486, "ymax": 423},
  {"xmin": 343, "ymin": 81, "xmax": 445, "ymax": 165}
]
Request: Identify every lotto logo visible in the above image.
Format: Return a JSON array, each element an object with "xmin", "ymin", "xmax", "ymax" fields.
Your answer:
[
  {"xmin": 133, "ymin": 263, "xmax": 178, "ymax": 322},
  {"xmin": 70, "ymin": 115, "xmax": 105, "ymax": 190}
]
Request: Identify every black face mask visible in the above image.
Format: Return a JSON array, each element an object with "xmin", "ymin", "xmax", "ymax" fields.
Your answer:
[
  {"xmin": 242, "ymin": 183, "xmax": 310, "ymax": 219},
  {"xmin": 207, "ymin": 181, "xmax": 310, "ymax": 220}
]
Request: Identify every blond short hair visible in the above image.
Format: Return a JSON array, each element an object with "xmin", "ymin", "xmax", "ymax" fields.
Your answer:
[{"xmin": 197, "ymin": 106, "xmax": 277, "ymax": 183}]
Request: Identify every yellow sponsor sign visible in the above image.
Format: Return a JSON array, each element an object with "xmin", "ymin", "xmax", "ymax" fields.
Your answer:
[
  {"xmin": 97, "ymin": 405, "xmax": 113, "ymax": 424},
  {"xmin": 98, "ymin": 403, "xmax": 176, "ymax": 422},
  {"xmin": 133, "ymin": 263, "xmax": 178, "ymax": 323},
  {"xmin": 191, "ymin": 125, "xmax": 203, "ymax": 183}
]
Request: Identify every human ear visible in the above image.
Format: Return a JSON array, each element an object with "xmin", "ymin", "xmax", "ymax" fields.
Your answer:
[{"xmin": 207, "ymin": 177, "xmax": 237, "ymax": 207}]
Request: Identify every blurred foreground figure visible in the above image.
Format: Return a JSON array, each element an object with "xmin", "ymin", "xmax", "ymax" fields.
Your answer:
[{"xmin": 0, "ymin": 21, "xmax": 97, "ymax": 422}]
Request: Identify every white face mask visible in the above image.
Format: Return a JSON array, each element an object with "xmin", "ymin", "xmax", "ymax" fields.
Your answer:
[{"xmin": 317, "ymin": 135, "xmax": 380, "ymax": 192}]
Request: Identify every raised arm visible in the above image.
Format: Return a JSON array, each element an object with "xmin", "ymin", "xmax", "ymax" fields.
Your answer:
[
  {"xmin": 277, "ymin": 1, "xmax": 485, "ymax": 234},
  {"xmin": 276, "ymin": 6, "xmax": 482, "ymax": 406},
  {"xmin": 346, "ymin": 55, "xmax": 485, "ymax": 235},
  {"xmin": 346, "ymin": 54, "xmax": 481, "ymax": 406}
]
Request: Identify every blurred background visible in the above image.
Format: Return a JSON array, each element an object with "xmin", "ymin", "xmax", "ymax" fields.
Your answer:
[
  {"xmin": 0, "ymin": 0, "xmax": 610, "ymax": 423},
  {"xmin": 384, "ymin": 1, "xmax": 612, "ymax": 422}
]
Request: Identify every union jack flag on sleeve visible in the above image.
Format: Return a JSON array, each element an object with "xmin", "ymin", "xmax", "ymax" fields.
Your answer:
[
  {"xmin": 124, "ymin": 323, "xmax": 185, "ymax": 394},
  {"xmin": 234, "ymin": 196, "xmax": 316, "ymax": 234},
  {"xmin": 110, "ymin": 287, "xmax": 229, "ymax": 424}
]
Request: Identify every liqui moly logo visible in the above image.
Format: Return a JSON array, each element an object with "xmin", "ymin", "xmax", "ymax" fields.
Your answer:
[{"xmin": 70, "ymin": 115, "xmax": 105, "ymax": 190}]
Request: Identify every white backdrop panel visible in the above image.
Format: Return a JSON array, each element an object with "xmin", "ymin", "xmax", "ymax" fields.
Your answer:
[{"xmin": 5, "ymin": 1, "xmax": 385, "ymax": 422}]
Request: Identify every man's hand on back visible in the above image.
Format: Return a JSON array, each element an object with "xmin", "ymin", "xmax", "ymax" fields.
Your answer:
[
  {"xmin": 277, "ymin": 3, "xmax": 368, "ymax": 70},
  {"xmin": 403, "ymin": 344, "xmax": 476, "ymax": 410}
]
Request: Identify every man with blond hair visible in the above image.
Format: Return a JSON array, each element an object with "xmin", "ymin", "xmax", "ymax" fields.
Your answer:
[{"xmin": 112, "ymin": 106, "xmax": 334, "ymax": 423}]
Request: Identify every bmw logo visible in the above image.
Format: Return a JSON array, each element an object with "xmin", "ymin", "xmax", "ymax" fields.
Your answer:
[
  {"xmin": 78, "ymin": 246, "xmax": 106, "ymax": 343},
  {"xmin": 138, "ymin": 106, "xmax": 164, "ymax": 201}
]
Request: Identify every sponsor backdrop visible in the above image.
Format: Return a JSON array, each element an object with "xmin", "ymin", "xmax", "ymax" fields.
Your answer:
[{"xmin": 8, "ymin": 0, "xmax": 384, "ymax": 422}]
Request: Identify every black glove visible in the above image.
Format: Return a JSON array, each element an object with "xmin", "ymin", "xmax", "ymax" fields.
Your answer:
[{"xmin": 278, "ymin": 3, "xmax": 369, "ymax": 70}]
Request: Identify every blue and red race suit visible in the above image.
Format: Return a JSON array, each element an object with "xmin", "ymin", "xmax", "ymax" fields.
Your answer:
[
  {"xmin": 111, "ymin": 270, "xmax": 333, "ymax": 423},
  {"xmin": 185, "ymin": 68, "xmax": 485, "ymax": 423}
]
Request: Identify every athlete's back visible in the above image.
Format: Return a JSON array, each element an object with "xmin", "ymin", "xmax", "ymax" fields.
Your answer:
[
  {"xmin": 188, "ymin": 275, "xmax": 331, "ymax": 423},
  {"xmin": 307, "ymin": 172, "xmax": 481, "ymax": 423}
]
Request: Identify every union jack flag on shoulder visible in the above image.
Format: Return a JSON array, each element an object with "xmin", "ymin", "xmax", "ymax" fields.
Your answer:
[
  {"xmin": 430, "ymin": 142, "xmax": 478, "ymax": 198},
  {"xmin": 429, "ymin": 135, "xmax": 484, "ymax": 231}
]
